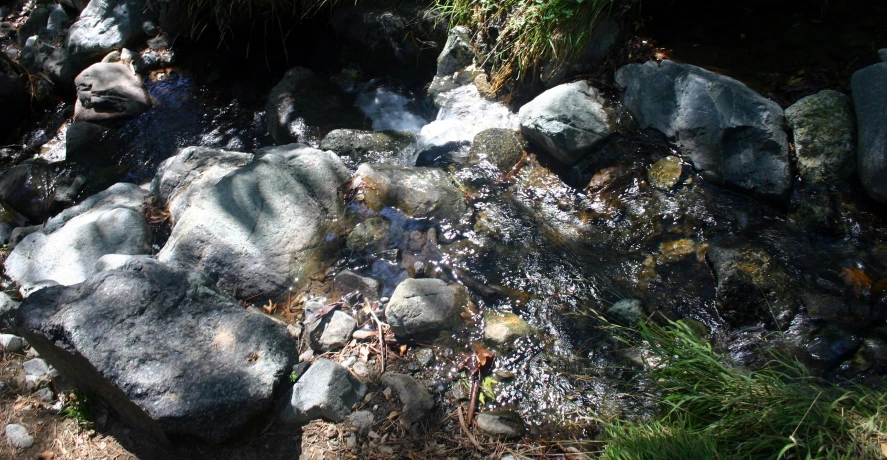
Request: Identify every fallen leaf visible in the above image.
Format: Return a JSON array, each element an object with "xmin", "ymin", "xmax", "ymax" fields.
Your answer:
[
  {"xmin": 399, "ymin": 344, "xmax": 408, "ymax": 356},
  {"xmin": 473, "ymin": 343, "xmax": 495, "ymax": 372},
  {"xmin": 841, "ymin": 267, "xmax": 873, "ymax": 297}
]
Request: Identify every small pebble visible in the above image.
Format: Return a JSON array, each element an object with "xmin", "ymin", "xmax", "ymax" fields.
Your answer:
[
  {"xmin": 0, "ymin": 334, "xmax": 24, "ymax": 352},
  {"xmin": 352, "ymin": 330, "xmax": 375, "ymax": 340},
  {"xmin": 35, "ymin": 388, "xmax": 53, "ymax": 402},
  {"xmin": 23, "ymin": 358, "xmax": 51, "ymax": 377},
  {"xmin": 5, "ymin": 424, "xmax": 33, "ymax": 449},
  {"xmin": 346, "ymin": 434, "xmax": 357, "ymax": 448},
  {"xmin": 379, "ymin": 446, "xmax": 394, "ymax": 455},
  {"xmin": 298, "ymin": 349, "xmax": 314, "ymax": 363},
  {"xmin": 325, "ymin": 425, "xmax": 337, "ymax": 438}
]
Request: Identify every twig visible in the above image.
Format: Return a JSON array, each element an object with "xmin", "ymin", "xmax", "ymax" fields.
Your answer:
[
  {"xmin": 467, "ymin": 376, "xmax": 480, "ymax": 426},
  {"xmin": 457, "ymin": 405, "xmax": 483, "ymax": 451},
  {"xmin": 368, "ymin": 304, "xmax": 387, "ymax": 374}
]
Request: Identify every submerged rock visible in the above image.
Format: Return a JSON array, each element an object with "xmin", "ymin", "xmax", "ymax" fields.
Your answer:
[
  {"xmin": 346, "ymin": 216, "xmax": 404, "ymax": 254},
  {"xmin": 606, "ymin": 299, "xmax": 645, "ymax": 326},
  {"xmin": 475, "ymin": 410, "xmax": 526, "ymax": 439},
  {"xmin": 483, "ymin": 310, "xmax": 532, "ymax": 345},
  {"xmin": 519, "ymin": 81, "xmax": 616, "ymax": 165},
  {"xmin": 354, "ymin": 164, "xmax": 469, "ymax": 224},
  {"xmin": 279, "ymin": 358, "xmax": 367, "ymax": 425},
  {"xmin": 157, "ymin": 144, "xmax": 349, "ymax": 300},
  {"xmin": 320, "ymin": 128, "xmax": 415, "ymax": 168},
  {"xmin": 647, "ymin": 156, "xmax": 683, "ymax": 191},
  {"xmin": 785, "ymin": 90, "xmax": 856, "ymax": 184},
  {"xmin": 385, "ymin": 278, "xmax": 468, "ymax": 340},
  {"xmin": 74, "ymin": 63, "xmax": 151, "ymax": 122},
  {"xmin": 66, "ymin": 0, "xmax": 148, "ymax": 60},
  {"xmin": 16, "ymin": 258, "xmax": 299, "ymax": 443},
  {"xmin": 5, "ymin": 183, "xmax": 151, "ymax": 297},
  {"xmin": 331, "ymin": 270, "xmax": 382, "ymax": 301},
  {"xmin": 851, "ymin": 63, "xmax": 887, "ymax": 204},
  {"xmin": 616, "ymin": 60, "xmax": 791, "ymax": 201},
  {"xmin": 380, "ymin": 372, "xmax": 433, "ymax": 426}
]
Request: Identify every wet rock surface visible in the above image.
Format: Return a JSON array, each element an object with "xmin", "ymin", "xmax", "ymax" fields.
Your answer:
[
  {"xmin": 852, "ymin": 62, "xmax": 887, "ymax": 204},
  {"xmin": 616, "ymin": 60, "xmax": 791, "ymax": 200},
  {"xmin": 16, "ymin": 258, "xmax": 299, "ymax": 443},
  {"xmin": 354, "ymin": 164, "xmax": 470, "ymax": 224},
  {"xmin": 320, "ymin": 129, "xmax": 416, "ymax": 168}
]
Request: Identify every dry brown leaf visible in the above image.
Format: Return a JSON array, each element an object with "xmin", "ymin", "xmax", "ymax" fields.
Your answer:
[{"xmin": 841, "ymin": 267, "xmax": 873, "ymax": 297}]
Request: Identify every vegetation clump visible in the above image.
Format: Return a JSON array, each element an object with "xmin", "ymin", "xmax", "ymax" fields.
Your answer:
[
  {"xmin": 601, "ymin": 321, "xmax": 887, "ymax": 460},
  {"xmin": 433, "ymin": 0, "xmax": 637, "ymax": 88}
]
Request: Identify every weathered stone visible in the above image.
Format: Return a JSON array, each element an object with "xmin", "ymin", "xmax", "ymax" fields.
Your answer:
[
  {"xmin": 157, "ymin": 144, "xmax": 349, "ymax": 300},
  {"xmin": 320, "ymin": 129, "xmax": 416, "ymax": 168},
  {"xmin": 346, "ymin": 217, "xmax": 404, "ymax": 254},
  {"xmin": 74, "ymin": 63, "xmax": 151, "ymax": 122},
  {"xmin": 5, "ymin": 424, "xmax": 33, "ymax": 449},
  {"xmin": 17, "ymin": 258, "xmax": 299, "ymax": 443},
  {"xmin": 647, "ymin": 156, "xmax": 683, "ymax": 190},
  {"xmin": 380, "ymin": 372, "xmax": 433, "ymax": 426},
  {"xmin": 348, "ymin": 410, "xmax": 374, "ymax": 437},
  {"xmin": 0, "ymin": 334, "xmax": 24, "ymax": 353},
  {"xmin": 66, "ymin": 0, "xmax": 148, "ymax": 60},
  {"xmin": 0, "ymin": 164, "xmax": 55, "ymax": 222},
  {"xmin": 5, "ymin": 183, "xmax": 151, "ymax": 297},
  {"xmin": 616, "ymin": 60, "xmax": 791, "ymax": 200},
  {"xmin": 483, "ymin": 310, "xmax": 532, "ymax": 344},
  {"xmin": 785, "ymin": 90, "xmax": 856, "ymax": 184},
  {"xmin": 605, "ymin": 299, "xmax": 645, "ymax": 326},
  {"xmin": 519, "ymin": 81, "xmax": 616, "ymax": 165},
  {"xmin": 331, "ymin": 270, "xmax": 382, "ymax": 301},
  {"xmin": 467, "ymin": 128, "xmax": 525, "ymax": 170},
  {"xmin": 354, "ymin": 164, "xmax": 469, "ymax": 224},
  {"xmin": 437, "ymin": 26, "xmax": 474, "ymax": 76},
  {"xmin": 385, "ymin": 278, "xmax": 467, "ymax": 340},
  {"xmin": 475, "ymin": 410, "xmax": 526, "ymax": 439},
  {"xmin": 279, "ymin": 358, "xmax": 367, "ymax": 425},
  {"xmin": 306, "ymin": 310, "xmax": 357, "ymax": 352},
  {"xmin": 851, "ymin": 63, "xmax": 887, "ymax": 204}
]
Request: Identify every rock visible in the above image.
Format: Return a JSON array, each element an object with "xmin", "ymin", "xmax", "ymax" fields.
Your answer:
[
  {"xmin": 17, "ymin": 258, "xmax": 299, "ymax": 443},
  {"xmin": 65, "ymin": 121, "xmax": 120, "ymax": 161},
  {"xmin": 36, "ymin": 387, "xmax": 54, "ymax": 402},
  {"xmin": 329, "ymin": 4, "xmax": 445, "ymax": 78},
  {"xmin": 0, "ymin": 57, "xmax": 29, "ymax": 141},
  {"xmin": 475, "ymin": 410, "xmax": 526, "ymax": 439},
  {"xmin": 279, "ymin": 358, "xmax": 367, "ymax": 425},
  {"xmin": 518, "ymin": 81, "xmax": 616, "ymax": 165},
  {"xmin": 346, "ymin": 217, "xmax": 404, "ymax": 254},
  {"xmin": 43, "ymin": 47, "xmax": 79, "ymax": 90},
  {"xmin": 306, "ymin": 310, "xmax": 357, "ymax": 352},
  {"xmin": 23, "ymin": 358, "xmax": 52, "ymax": 377},
  {"xmin": 0, "ymin": 22, "xmax": 14, "ymax": 41},
  {"xmin": 157, "ymin": 144, "xmax": 349, "ymax": 300},
  {"xmin": 5, "ymin": 183, "xmax": 152, "ymax": 297},
  {"xmin": 9, "ymin": 225, "xmax": 44, "ymax": 251},
  {"xmin": 74, "ymin": 63, "xmax": 151, "ymax": 122},
  {"xmin": 354, "ymin": 164, "xmax": 469, "ymax": 224},
  {"xmin": 467, "ymin": 128, "xmax": 525, "ymax": 170},
  {"xmin": 17, "ymin": 6, "xmax": 50, "ymax": 46},
  {"xmin": 0, "ymin": 334, "xmax": 24, "ymax": 352},
  {"xmin": 437, "ymin": 26, "xmax": 474, "ymax": 76},
  {"xmin": 879, "ymin": 49, "xmax": 887, "ymax": 62},
  {"xmin": 379, "ymin": 372, "xmax": 433, "ymax": 426},
  {"xmin": 415, "ymin": 348, "xmax": 434, "ymax": 366},
  {"xmin": 483, "ymin": 310, "xmax": 532, "ymax": 344},
  {"xmin": 606, "ymin": 299, "xmax": 645, "ymax": 325},
  {"xmin": 320, "ymin": 129, "xmax": 416, "ymax": 168},
  {"xmin": 615, "ymin": 60, "xmax": 791, "ymax": 200},
  {"xmin": 265, "ymin": 67, "xmax": 365, "ymax": 145},
  {"xmin": 332, "ymin": 271, "xmax": 382, "ymax": 301},
  {"xmin": 45, "ymin": 5, "xmax": 71, "ymax": 38},
  {"xmin": 0, "ymin": 164, "xmax": 56, "ymax": 222},
  {"xmin": 5, "ymin": 424, "xmax": 33, "ymax": 449},
  {"xmin": 66, "ymin": 0, "xmax": 148, "ymax": 60},
  {"xmin": 851, "ymin": 63, "xmax": 887, "ymax": 204},
  {"xmin": 784, "ymin": 90, "xmax": 856, "ymax": 184},
  {"xmin": 0, "ymin": 293, "xmax": 20, "ymax": 333},
  {"xmin": 647, "ymin": 156, "xmax": 683, "ymax": 190},
  {"xmin": 428, "ymin": 66, "xmax": 486, "ymax": 98},
  {"xmin": 706, "ymin": 245, "xmax": 797, "ymax": 328},
  {"xmin": 385, "ymin": 278, "xmax": 467, "ymax": 340},
  {"xmin": 348, "ymin": 410, "xmax": 374, "ymax": 437}
]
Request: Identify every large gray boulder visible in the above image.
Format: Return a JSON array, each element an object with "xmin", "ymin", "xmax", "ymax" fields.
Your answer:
[
  {"xmin": 74, "ymin": 63, "xmax": 151, "ymax": 122},
  {"xmin": 385, "ymin": 278, "xmax": 467, "ymax": 340},
  {"xmin": 354, "ymin": 163, "xmax": 469, "ymax": 224},
  {"xmin": 16, "ymin": 258, "xmax": 299, "ymax": 443},
  {"xmin": 278, "ymin": 358, "xmax": 367, "ymax": 425},
  {"xmin": 157, "ymin": 144, "xmax": 350, "ymax": 300},
  {"xmin": 785, "ymin": 90, "xmax": 856, "ymax": 184},
  {"xmin": 66, "ymin": 0, "xmax": 148, "ymax": 60},
  {"xmin": 615, "ymin": 60, "xmax": 791, "ymax": 200},
  {"xmin": 518, "ymin": 81, "xmax": 616, "ymax": 165},
  {"xmin": 5, "ymin": 183, "xmax": 152, "ymax": 297},
  {"xmin": 851, "ymin": 63, "xmax": 887, "ymax": 204}
]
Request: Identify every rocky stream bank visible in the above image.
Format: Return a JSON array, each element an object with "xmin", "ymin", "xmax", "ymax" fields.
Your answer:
[{"xmin": 0, "ymin": 0, "xmax": 886, "ymax": 458}]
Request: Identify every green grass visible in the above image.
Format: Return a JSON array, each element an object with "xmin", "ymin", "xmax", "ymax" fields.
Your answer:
[
  {"xmin": 433, "ymin": 0, "xmax": 636, "ymax": 88},
  {"xmin": 59, "ymin": 388, "xmax": 100, "ymax": 429},
  {"xmin": 601, "ymin": 321, "xmax": 887, "ymax": 460}
]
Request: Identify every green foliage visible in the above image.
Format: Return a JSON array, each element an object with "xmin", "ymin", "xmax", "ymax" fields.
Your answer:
[
  {"xmin": 59, "ymin": 388, "xmax": 100, "ymax": 429},
  {"xmin": 433, "ymin": 0, "xmax": 637, "ymax": 88},
  {"xmin": 290, "ymin": 370, "xmax": 301, "ymax": 383},
  {"xmin": 601, "ymin": 321, "xmax": 887, "ymax": 460}
]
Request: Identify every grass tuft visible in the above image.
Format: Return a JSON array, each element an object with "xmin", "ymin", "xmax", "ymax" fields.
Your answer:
[{"xmin": 602, "ymin": 321, "xmax": 887, "ymax": 460}]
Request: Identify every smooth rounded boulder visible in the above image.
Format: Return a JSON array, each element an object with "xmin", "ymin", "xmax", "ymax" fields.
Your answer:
[
  {"xmin": 385, "ymin": 278, "xmax": 468, "ymax": 339},
  {"xmin": 74, "ymin": 63, "xmax": 151, "ymax": 122},
  {"xmin": 16, "ymin": 258, "xmax": 300, "ymax": 443},
  {"xmin": 65, "ymin": 0, "xmax": 148, "ymax": 60},
  {"xmin": 615, "ymin": 60, "xmax": 791, "ymax": 201},
  {"xmin": 851, "ymin": 63, "xmax": 887, "ymax": 204}
]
